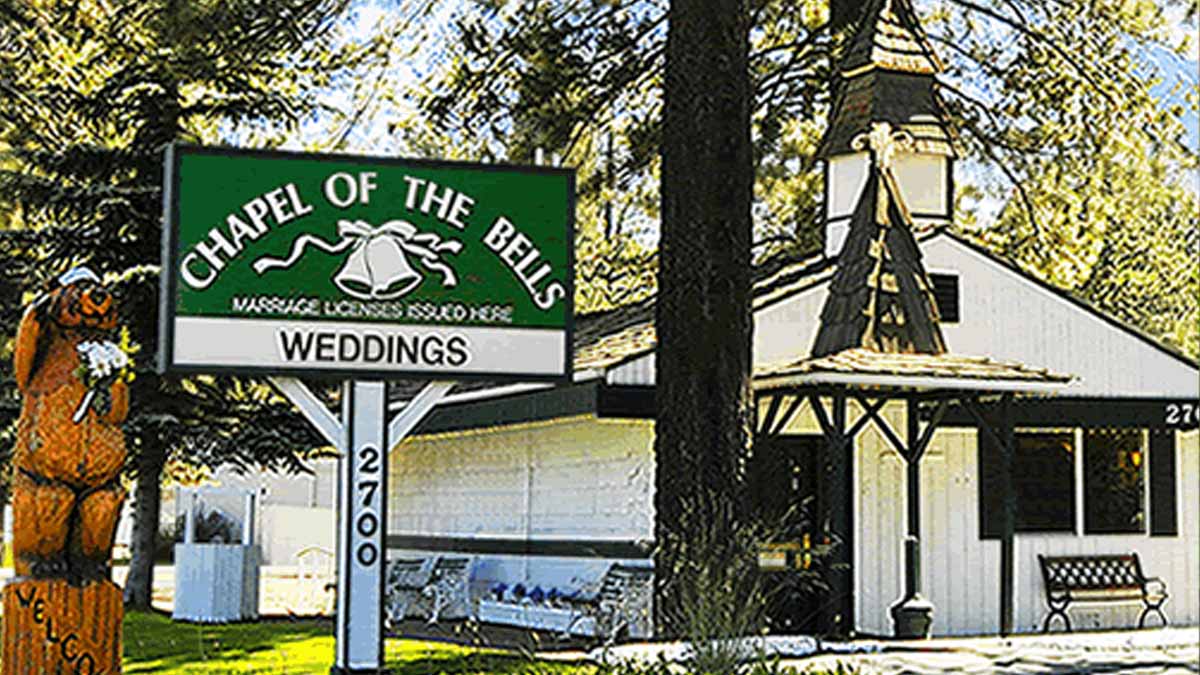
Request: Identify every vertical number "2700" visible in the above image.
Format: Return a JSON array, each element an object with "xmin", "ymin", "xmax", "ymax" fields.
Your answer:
[{"xmin": 355, "ymin": 445, "xmax": 381, "ymax": 567}]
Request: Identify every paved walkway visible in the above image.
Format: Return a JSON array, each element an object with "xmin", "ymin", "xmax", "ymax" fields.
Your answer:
[
  {"xmin": 786, "ymin": 629, "xmax": 1199, "ymax": 674},
  {"xmin": 5, "ymin": 566, "xmax": 1195, "ymax": 673},
  {"xmin": 590, "ymin": 629, "xmax": 1199, "ymax": 674}
]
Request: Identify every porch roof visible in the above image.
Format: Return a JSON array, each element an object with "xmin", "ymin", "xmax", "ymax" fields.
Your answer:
[{"xmin": 754, "ymin": 347, "xmax": 1073, "ymax": 395}]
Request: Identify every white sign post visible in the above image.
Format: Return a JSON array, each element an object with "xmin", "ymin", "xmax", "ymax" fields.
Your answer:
[{"xmin": 335, "ymin": 381, "xmax": 387, "ymax": 672}]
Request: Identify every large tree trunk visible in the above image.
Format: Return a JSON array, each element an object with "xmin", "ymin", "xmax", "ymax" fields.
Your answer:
[
  {"xmin": 123, "ymin": 447, "xmax": 165, "ymax": 610},
  {"xmin": 830, "ymin": 0, "xmax": 860, "ymax": 31},
  {"xmin": 654, "ymin": 0, "xmax": 753, "ymax": 637}
]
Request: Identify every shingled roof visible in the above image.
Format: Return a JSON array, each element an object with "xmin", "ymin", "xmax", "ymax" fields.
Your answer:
[
  {"xmin": 570, "ymin": 252, "xmax": 833, "ymax": 373},
  {"xmin": 820, "ymin": 0, "xmax": 956, "ymax": 158},
  {"xmin": 755, "ymin": 348, "xmax": 1073, "ymax": 393},
  {"xmin": 387, "ymin": 252, "xmax": 834, "ymax": 403},
  {"xmin": 811, "ymin": 159, "xmax": 947, "ymax": 357},
  {"xmin": 840, "ymin": 0, "xmax": 943, "ymax": 78}
]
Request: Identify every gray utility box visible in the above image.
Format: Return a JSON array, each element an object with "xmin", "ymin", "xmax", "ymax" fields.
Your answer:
[
  {"xmin": 172, "ymin": 490, "xmax": 261, "ymax": 623},
  {"xmin": 173, "ymin": 543, "xmax": 260, "ymax": 622}
]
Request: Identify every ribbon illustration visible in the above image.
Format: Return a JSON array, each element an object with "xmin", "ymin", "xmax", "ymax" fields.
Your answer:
[{"xmin": 252, "ymin": 219, "xmax": 463, "ymax": 300}]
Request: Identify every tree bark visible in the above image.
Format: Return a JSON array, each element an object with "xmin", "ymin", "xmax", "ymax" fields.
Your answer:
[
  {"xmin": 830, "ymin": 0, "xmax": 861, "ymax": 31},
  {"xmin": 123, "ymin": 447, "xmax": 165, "ymax": 610},
  {"xmin": 654, "ymin": 0, "xmax": 753, "ymax": 637}
]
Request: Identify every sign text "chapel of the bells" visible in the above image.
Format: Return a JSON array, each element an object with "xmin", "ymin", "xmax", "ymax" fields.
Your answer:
[{"xmin": 159, "ymin": 145, "xmax": 575, "ymax": 381}]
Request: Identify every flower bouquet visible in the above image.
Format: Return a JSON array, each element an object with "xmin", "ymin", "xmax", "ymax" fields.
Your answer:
[{"xmin": 72, "ymin": 328, "xmax": 138, "ymax": 423}]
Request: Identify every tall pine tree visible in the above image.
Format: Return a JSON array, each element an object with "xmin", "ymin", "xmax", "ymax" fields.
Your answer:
[
  {"xmin": 654, "ymin": 0, "xmax": 754, "ymax": 635},
  {"xmin": 404, "ymin": 0, "xmax": 1198, "ymax": 355}
]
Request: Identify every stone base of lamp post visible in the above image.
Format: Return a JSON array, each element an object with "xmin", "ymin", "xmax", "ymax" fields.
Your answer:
[
  {"xmin": 890, "ymin": 593, "xmax": 934, "ymax": 639},
  {"xmin": 2, "ymin": 578, "xmax": 123, "ymax": 675}
]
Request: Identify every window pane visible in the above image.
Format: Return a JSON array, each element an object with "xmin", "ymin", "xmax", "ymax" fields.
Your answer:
[
  {"xmin": 1013, "ymin": 433, "xmax": 1075, "ymax": 531},
  {"xmin": 1084, "ymin": 430, "xmax": 1145, "ymax": 534},
  {"xmin": 978, "ymin": 431, "xmax": 1074, "ymax": 537},
  {"xmin": 930, "ymin": 273, "xmax": 960, "ymax": 323}
]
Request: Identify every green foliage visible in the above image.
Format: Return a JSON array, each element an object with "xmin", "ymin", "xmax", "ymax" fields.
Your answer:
[
  {"xmin": 401, "ymin": 0, "xmax": 1199, "ymax": 351},
  {"xmin": 671, "ymin": 523, "xmax": 774, "ymax": 674},
  {"xmin": 933, "ymin": 0, "xmax": 1200, "ymax": 358},
  {"xmin": 119, "ymin": 610, "xmax": 863, "ymax": 673},
  {"xmin": 0, "ymin": 0, "xmax": 388, "ymax": 606},
  {"xmin": 0, "ymin": 0, "xmax": 369, "ymax": 473}
]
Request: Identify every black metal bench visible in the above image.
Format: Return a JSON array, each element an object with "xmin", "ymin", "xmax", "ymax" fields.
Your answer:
[{"xmin": 1037, "ymin": 553, "xmax": 1168, "ymax": 632}]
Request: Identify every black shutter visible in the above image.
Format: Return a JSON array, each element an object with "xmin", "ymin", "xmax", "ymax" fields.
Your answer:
[
  {"xmin": 930, "ymin": 273, "xmax": 959, "ymax": 323},
  {"xmin": 978, "ymin": 429, "xmax": 1001, "ymax": 539},
  {"xmin": 1150, "ymin": 430, "xmax": 1178, "ymax": 537}
]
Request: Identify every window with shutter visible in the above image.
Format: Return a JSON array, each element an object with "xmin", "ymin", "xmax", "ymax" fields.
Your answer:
[{"xmin": 930, "ymin": 273, "xmax": 959, "ymax": 323}]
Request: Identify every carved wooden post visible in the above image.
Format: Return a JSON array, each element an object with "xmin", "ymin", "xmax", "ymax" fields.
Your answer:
[{"xmin": 4, "ymin": 268, "xmax": 129, "ymax": 675}]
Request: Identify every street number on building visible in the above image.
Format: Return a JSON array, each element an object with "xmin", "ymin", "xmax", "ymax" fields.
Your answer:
[{"xmin": 1164, "ymin": 402, "xmax": 1199, "ymax": 427}]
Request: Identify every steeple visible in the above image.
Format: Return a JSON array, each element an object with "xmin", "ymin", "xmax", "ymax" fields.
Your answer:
[
  {"xmin": 812, "ymin": 122, "xmax": 947, "ymax": 357},
  {"xmin": 820, "ymin": 0, "xmax": 956, "ymax": 259},
  {"xmin": 839, "ymin": 0, "xmax": 943, "ymax": 79}
]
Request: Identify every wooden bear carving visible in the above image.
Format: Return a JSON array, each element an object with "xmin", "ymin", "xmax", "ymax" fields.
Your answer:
[{"xmin": 11, "ymin": 267, "xmax": 128, "ymax": 582}]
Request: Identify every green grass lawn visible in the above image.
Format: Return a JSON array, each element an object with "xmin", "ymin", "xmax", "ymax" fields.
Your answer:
[{"xmin": 122, "ymin": 611, "xmax": 594, "ymax": 674}]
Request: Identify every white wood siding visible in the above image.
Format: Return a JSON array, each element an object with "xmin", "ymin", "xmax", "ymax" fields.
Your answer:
[
  {"xmin": 383, "ymin": 234, "xmax": 1198, "ymax": 636},
  {"xmin": 607, "ymin": 353, "xmax": 655, "ymax": 386},
  {"xmin": 388, "ymin": 416, "xmax": 655, "ymax": 595},
  {"xmin": 754, "ymin": 286, "xmax": 829, "ymax": 368},
  {"xmin": 856, "ymin": 414, "xmax": 1200, "ymax": 636},
  {"xmin": 618, "ymin": 234, "xmax": 1198, "ymax": 397},
  {"xmin": 763, "ymin": 399, "xmax": 1199, "ymax": 636},
  {"xmin": 922, "ymin": 236, "xmax": 1199, "ymax": 399},
  {"xmin": 390, "ymin": 416, "xmax": 654, "ymax": 540}
]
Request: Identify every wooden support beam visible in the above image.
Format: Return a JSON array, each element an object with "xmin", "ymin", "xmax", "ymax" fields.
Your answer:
[
  {"xmin": 855, "ymin": 394, "xmax": 908, "ymax": 459},
  {"xmin": 846, "ymin": 397, "xmax": 886, "ymax": 440},
  {"xmin": 758, "ymin": 394, "xmax": 784, "ymax": 435},
  {"xmin": 963, "ymin": 397, "xmax": 1006, "ymax": 451},
  {"xmin": 388, "ymin": 381, "xmax": 455, "ymax": 453},
  {"xmin": 904, "ymin": 398, "xmax": 922, "ymax": 599},
  {"xmin": 769, "ymin": 395, "xmax": 806, "ymax": 436},
  {"xmin": 825, "ymin": 393, "xmax": 854, "ymax": 636},
  {"xmin": 912, "ymin": 399, "xmax": 950, "ymax": 462},
  {"xmin": 270, "ymin": 377, "xmax": 341, "ymax": 447},
  {"xmin": 999, "ymin": 393, "xmax": 1016, "ymax": 636},
  {"xmin": 964, "ymin": 393, "xmax": 1018, "ymax": 636},
  {"xmin": 809, "ymin": 393, "xmax": 836, "ymax": 440}
]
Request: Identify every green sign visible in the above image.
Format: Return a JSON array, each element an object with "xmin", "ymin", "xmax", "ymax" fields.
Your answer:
[{"xmin": 159, "ymin": 144, "xmax": 574, "ymax": 380}]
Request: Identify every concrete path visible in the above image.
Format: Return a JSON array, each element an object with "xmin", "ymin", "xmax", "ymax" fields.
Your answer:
[
  {"xmin": 783, "ymin": 629, "xmax": 1199, "ymax": 674},
  {"xmin": 589, "ymin": 628, "xmax": 1199, "ymax": 674}
]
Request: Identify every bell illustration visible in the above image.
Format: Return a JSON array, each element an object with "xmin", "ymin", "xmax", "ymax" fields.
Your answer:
[{"xmin": 334, "ymin": 232, "xmax": 422, "ymax": 300}]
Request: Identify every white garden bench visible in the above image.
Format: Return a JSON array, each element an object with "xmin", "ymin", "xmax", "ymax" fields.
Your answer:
[{"xmin": 384, "ymin": 556, "xmax": 472, "ymax": 625}]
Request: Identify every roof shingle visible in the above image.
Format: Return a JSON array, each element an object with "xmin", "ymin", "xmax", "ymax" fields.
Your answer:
[
  {"xmin": 811, "ymin": 161, "xmax": 948, "ymax": 357},
  {"xmin": 755, "ymin": 348, "xmax": 1073, "ymax": 392}
]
